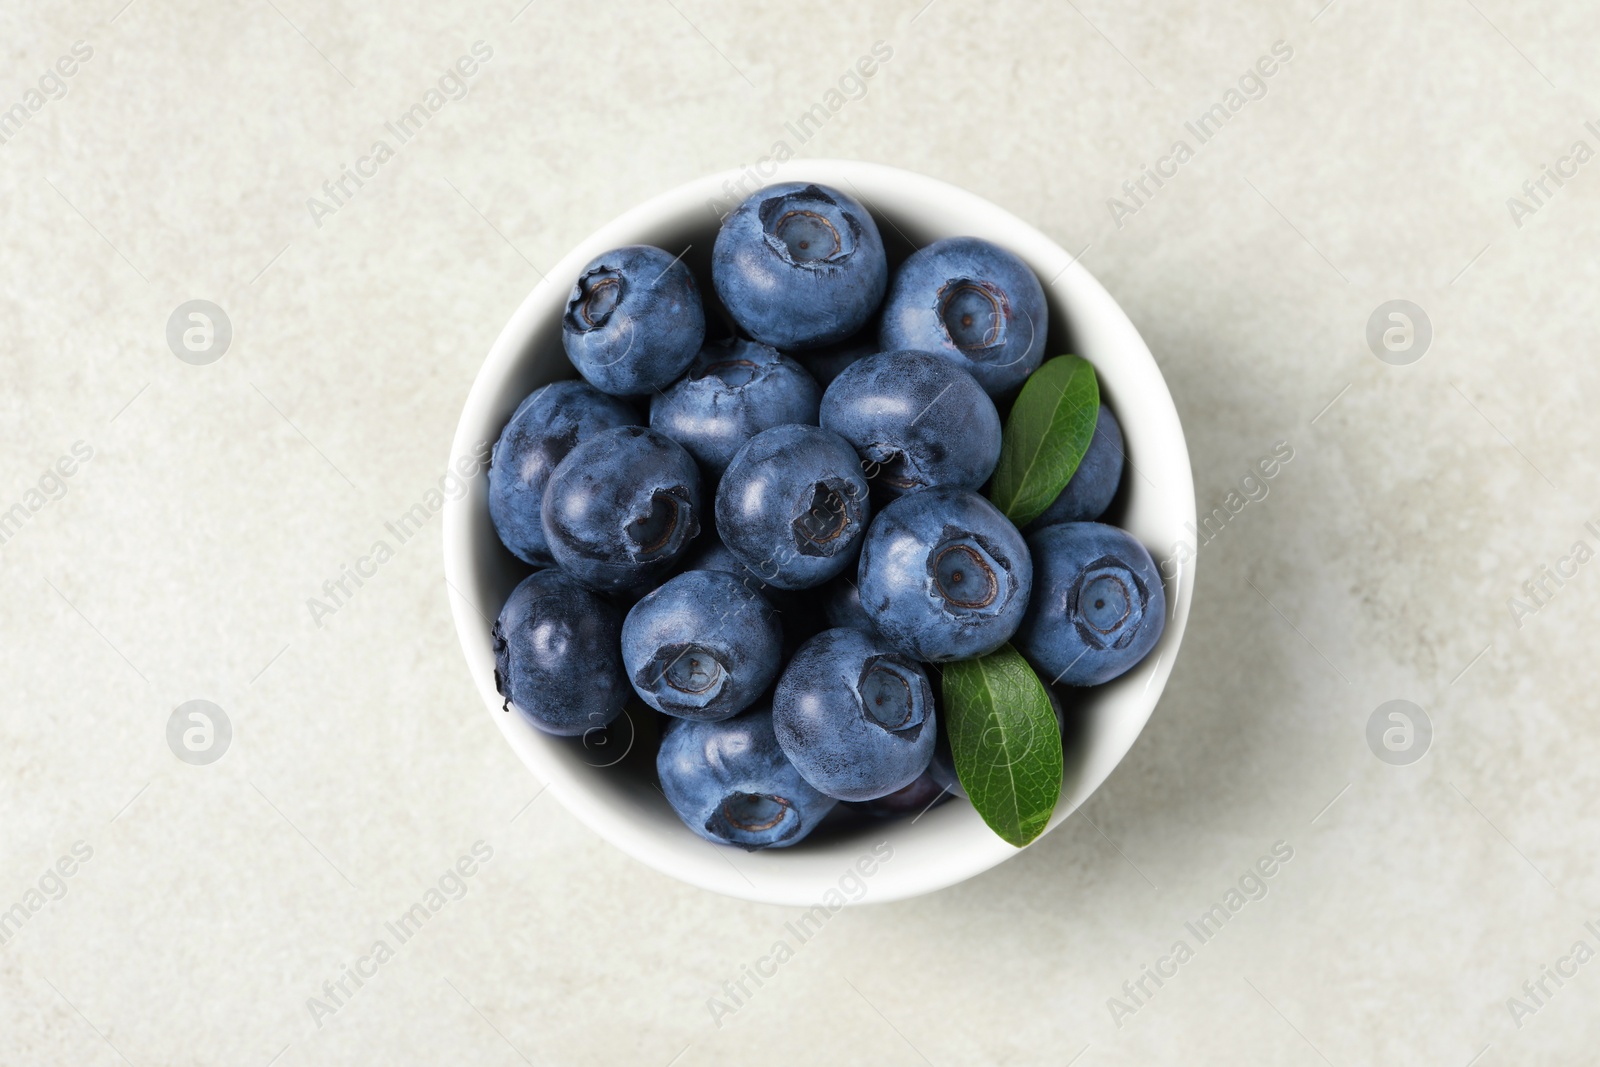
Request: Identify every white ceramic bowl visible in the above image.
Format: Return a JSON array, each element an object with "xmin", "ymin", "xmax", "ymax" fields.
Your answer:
[{"xmin": 444, "ymin": 160, "xmax": 1195, "ymax": 906}]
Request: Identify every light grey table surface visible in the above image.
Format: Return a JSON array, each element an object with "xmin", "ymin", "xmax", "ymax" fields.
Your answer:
[{"xmin": 3, "ymin": 1, "xmax": 1597, "ymax": 1064}]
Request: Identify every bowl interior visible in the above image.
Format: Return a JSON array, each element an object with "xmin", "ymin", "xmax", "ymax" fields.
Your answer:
[{"xmin": 444, "ymin": 160, "xmax": 1196, "ymax": 906}]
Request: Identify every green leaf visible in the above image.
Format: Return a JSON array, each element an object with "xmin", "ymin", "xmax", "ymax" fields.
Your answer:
[
  {"xmin": 941, "ymin": 644, "xmax": 1063, "ymax": 847},
  {"xmin": 988, "ymin": 355, "xmax": 1100, "ymax": 527}
]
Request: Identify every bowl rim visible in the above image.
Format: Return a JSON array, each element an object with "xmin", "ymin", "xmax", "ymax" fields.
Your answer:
[{"xmin": 443, "ymin": 159, "xmax": 1196, "ymax": 906}]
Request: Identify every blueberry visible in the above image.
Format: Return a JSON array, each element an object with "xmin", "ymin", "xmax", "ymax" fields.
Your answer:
[
  {"xmin": 879, "ymin": 236, "xmax": 1048, "ymax": 396},
  {"xmin": 773, "ymin": 628, "xmax": 936, "ymax": 801},
  {"xmin": 622, "ymin": 570, "xmax": 781, "ymax": 721},
  {"xmin": 820, "ymin": 350, "xmax": 1001, "ymax": 499},
  {"xmin": 677, "ymin": 526, "xmax": 779, "ymax": 598},
  {"xmin": 657, "ymin": 704, "xmax": 837, "ymax": 850},
  {"xmin": 649, "ymin": 338, "xmax": 821, "ymax": 476},
  {"xmin": 713, "ymin": 183, "xmax": 887, "ymax": 350},
  {"xmin": 676, "ymin": 527, "xmax": 821, "ymax": 647},
  {"xmin": 1014, "ymin": 522, "xmax": 1166, "ymax": 686},
  {"xmin": 493, "ymin": 569, "xmax": 628, "ymax": 737},
  {"xmin": 1026, "ymin": 404, "xmax": 1125, "ymax": 531},
  {"xmin": 488, "ymin": 381, "xmax": 638, "ymax": 564},
  {"xmin": 820, "ymin": 575, "xmax": 878, "ymax": 636},
  {"xmin": 925, "ymin": 722, "xmax": 963, "ymax": 799},
  {"xmin": 850, "ymin": 770, "xmax": 951, "ymax": 818},
  {"xmin": 792, "ymin": 336, "xmax": 876, "ymax": 388},
  {"xmin": 927, "ymin": 684, "xmax": 1064, "ymax": 799},
  {"xmin": 542, "ymin": 426, "xmax": 700, "ymax": 592},
  {"xmin": 715, "ymin": 424, "xmax": 870, "ymax": 590},
  {"xmin": 857, "ymin": 486, "xmax": 1032, "ymax": 661},
  {"xmin": 562, "ymin": 245, "xmax": 705, "ymax": 396}
]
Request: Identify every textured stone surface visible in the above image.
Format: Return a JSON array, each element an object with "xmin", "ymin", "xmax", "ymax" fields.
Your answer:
[{"xmin": 1, "ymin": 1, "xmax": 1597, "ymax": 1063}]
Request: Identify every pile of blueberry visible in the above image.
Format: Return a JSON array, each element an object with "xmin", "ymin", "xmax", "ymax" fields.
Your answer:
[{"xmin": 488, "ymin": 182, "xmax": 1165, "ymax": 851}]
